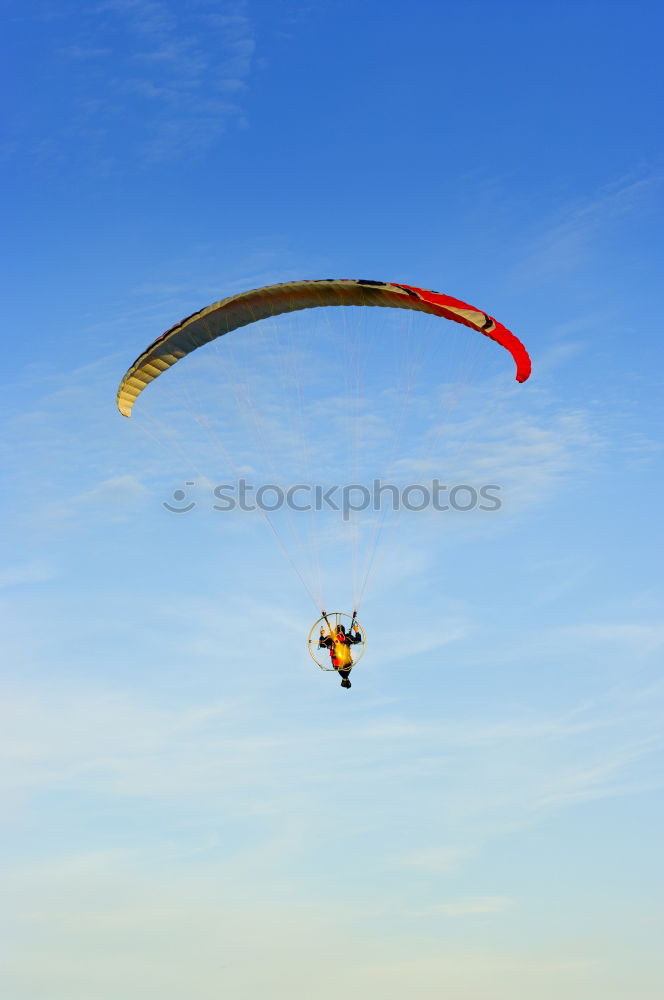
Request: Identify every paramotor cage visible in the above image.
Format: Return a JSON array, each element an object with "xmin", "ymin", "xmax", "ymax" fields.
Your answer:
[{"xmin": 308, "ymin": 612, "xmax": 367, "ymax": 671}]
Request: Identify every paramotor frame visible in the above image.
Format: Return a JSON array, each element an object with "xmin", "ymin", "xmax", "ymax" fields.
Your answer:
[{"xmin": 308, "ymin": 612, "xmax": 367, "ymax": 671}]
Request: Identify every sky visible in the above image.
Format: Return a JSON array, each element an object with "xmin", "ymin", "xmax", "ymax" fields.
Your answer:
[{"xmin": 2, "ymin": 0, "xmax": 664, "ymax": 996}]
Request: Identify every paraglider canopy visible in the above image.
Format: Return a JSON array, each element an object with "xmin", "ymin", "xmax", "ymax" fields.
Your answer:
[{"xmin": 117, "ymin": 278, "xmax": 531, "ymax": 417}]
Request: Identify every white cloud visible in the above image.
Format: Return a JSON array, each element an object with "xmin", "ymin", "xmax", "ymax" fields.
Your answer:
[
  {"xmin": 428, "ymin": 895, "xmax": 513, "ymax": 915},
  {"xmin": 564, "ymin": 623, "xmax": 664, "ymax": 654},
  {"xmin": 519, "ymin": 173, "xmax": 661, "ymax": 282},
  {"xmin": 395, "ymin": 846, "xmax": 472, "ymax": 874},
  {"xmin": 0, "ymin": 850, "xmax": 638, "ymax": 1000},
  {"xmin": 14, "ymin": 0, "xmax": 256, "ymax": 168},
  {"xmin": 0, "ymin": 561, "xmax": 57, "ymax": 589}
]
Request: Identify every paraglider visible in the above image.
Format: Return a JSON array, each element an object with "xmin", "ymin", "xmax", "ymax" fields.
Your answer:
[{"xmin": 117, "ymin": 278, "xmax": 531, "ymax": 689}]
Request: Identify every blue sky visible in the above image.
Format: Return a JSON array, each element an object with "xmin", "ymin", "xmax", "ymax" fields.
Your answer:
[{"xmin": 2, "ymin": 1, "xmax": 664, "ymax": 997}]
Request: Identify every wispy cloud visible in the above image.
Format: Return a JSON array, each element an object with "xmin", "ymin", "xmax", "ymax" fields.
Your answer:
[
  {"xmin": 0, "ymin": 849, "xmax": 605, "ymax": 1000},
  {"xmin": 395, "ymin": 846, "xmax": 472, "ymax": 874},
  {"xmin": 394, "ymin": 406, "xmax": 605, "ymax": 514},
  {"xmin": 36, "ymin": 474, "xmax": 151, "ymax": 529},
  {"xmin": 0, "ymin": 561, "xmax": 57, "ymax": 589},
  {"xmin": 428, "ymin": 895, "xmax": 513, "ymax": 915},
  {"xmin": 519, "ymin": 173, "xmax": 661, "ymax": 282},
  {"xmin": 16, "ymin": 0, "xmax": 256, "ymax": 168},
  {"xmin": 564, "ymin": 622, "xmax": 664, "ymax": 655}
]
